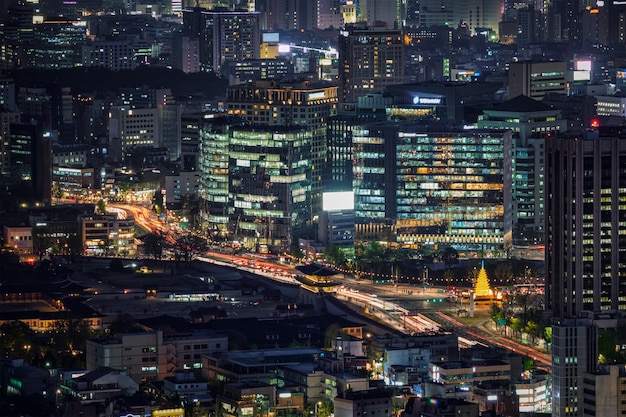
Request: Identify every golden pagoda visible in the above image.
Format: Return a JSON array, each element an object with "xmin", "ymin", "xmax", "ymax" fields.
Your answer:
[{"xmin": 473, "ymin": 261, "xmax": 493, "ymax": 299}]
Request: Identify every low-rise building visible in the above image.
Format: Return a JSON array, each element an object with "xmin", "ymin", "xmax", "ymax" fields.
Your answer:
[
  {"xmin": 86, "ymin": 330, "xmax": 227, "ymax": 384},
  {"xmin": 334, "ymin": 389, "xmax": 393, "ymax": 417},
  {"xmin": 60, "ymin": 367, "xmax": 139, "ymax": 404}
]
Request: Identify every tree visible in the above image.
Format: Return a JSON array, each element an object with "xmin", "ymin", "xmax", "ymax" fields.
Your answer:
[
  {"xmin": 152, "ymin": 190, "xmax": 165, "ymax": 215},
  {"xmin": 143, "ymin": 232, "xmax": 164, "ymax": 259},
  {"xmin": 324, "ymin": 245, "xmax": 346, "ymax": 268},
  {"xmin": 440, "ymin": 246, "xmax": 459, "ymax": 269},
  {"xmin": 0, "ymin": 321, "xmax": 36, "ymax": 359},
  {"xmin": 96, "ymin": 199, "xmax": 107, "ymax": 214},
  {"xmin": 494, "ymin": 262, "xmax": 513, "ymax": 284}
]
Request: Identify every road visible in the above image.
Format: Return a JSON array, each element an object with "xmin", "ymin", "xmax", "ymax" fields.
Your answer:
[{"xmin": 109, "ymin": 202, "xmax": 552, "ymax": 369}]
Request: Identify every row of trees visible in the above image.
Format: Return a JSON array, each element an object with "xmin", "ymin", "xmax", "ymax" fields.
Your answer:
[{"xmin": 322, "ymin": 242, "xmax": 540, "ymax": 286}]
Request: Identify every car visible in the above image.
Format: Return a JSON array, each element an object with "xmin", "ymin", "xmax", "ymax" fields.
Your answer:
[{"xmin": 135, "ymin": 265, "xmax": 153, "ymax": 274}]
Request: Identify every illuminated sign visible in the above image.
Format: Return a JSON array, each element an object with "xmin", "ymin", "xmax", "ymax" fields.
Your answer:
[
  {"xmin": 308, "ymin": 91, "xmax": 326, "ymax": 100},
  {"xmin": 322, "ymin": 191, "xmax": 354, "ymax": 211},
  {"xmin": 413, "ymin": 96, "xmax": 442, "ymax": 105}
]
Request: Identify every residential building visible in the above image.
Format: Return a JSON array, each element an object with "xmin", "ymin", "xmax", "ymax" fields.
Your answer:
[
  {"xmin": 338, "ymin": 23, "xmax": 404, "ymax": 104},
  {"xmin": 60, "ymin": 367, "xmax": 139, "ymax": 404},
  {"xmin": 86, "ymin": 330, "xmax": 228, "ymax": 384},
  {"xmin": 0, "ymin": 358, "xmax": 55, "ymax": 407},
  {"xmin": 334, "ymin": 389, "xmax": 392, "ymax": 417},
  {"xmin": 182, "ymin": 8, "xmax": 260, "ymax": 74},
  {"xmin": 163, "ymin": 372, "xmax": 211, "ymax": 404}
]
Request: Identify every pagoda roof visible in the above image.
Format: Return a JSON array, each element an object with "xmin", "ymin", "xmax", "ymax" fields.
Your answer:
[{"xmin": 295, "ymin": 264, "xmax": 338, "ymax": 277}]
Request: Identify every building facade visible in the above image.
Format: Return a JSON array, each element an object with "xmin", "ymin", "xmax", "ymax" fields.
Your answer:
[
  {"xmin": 545, "ymin": 131, "xmax": 626, "ymax": 417},
  {"xmin": 338, "ymin": 24, "xmax": 404, "ymax": 104}
]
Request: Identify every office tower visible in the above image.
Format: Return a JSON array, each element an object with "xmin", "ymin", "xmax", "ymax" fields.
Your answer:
[
  {"xmin": 7, "ymin": 121, "xmax": 52, "ymax": 205},
  {"xmin": 358, "ymin": 0, "xmax": 399, "ymax": 29},
  {"xmin": 182, "ymin": 8, "xmax": 260, "ymax": 74},
  {"xmin": 227, "ymin": 126, "xmax": 312, "ymax": 250},
  {"xmin": 508, "ymin": 61, "xmax": 567, "ymax": 100},
  {"xmin": 317, "ymin": 0, "xmax": 342, "ymax": 29},
  {"xmin": 260, "ymin": 0, "xmax": 316, "ymax": 31},
  {"xmin": 477, "ymin": 95, "xmax": 567, "ymax": 245},
  {"xmin": 115, "ymin": 87, "xmax": 182, "ymax": 161},
  {"xmin": 28, "ymin": 19, "xmax": 87, "ymax": 69},
  {"xmin": 418, "ymin": 0, "xmax": 504, "ymax": 36},
  {"xmin": 353, "ymin": 124, "xmax": 512, "ymax": 250},
  {"xmin": 199, "ymin": 117, "xmax": 233, "ymax": 237},
  {"xmin": 545, "ymin": 132, "xmax": 626, "ymax": 417},
  {"xmin": 338, "ymin": 23, "xmax": 404, "ymax": 104},
  {"xmin": 225, "ymin": 79, "xmax": 338, "ymax": 217}
]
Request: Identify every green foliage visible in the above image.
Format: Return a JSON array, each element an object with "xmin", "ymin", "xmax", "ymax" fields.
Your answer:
[
  {"xmin": 598, "ymin": 323, "xmax": 626, "ymax": 364},
  {"xmin": 143, "ymin": 232, "xmax": 164, "ymax": 259},
  {"xmin": 96, "ymin": 199, "xmax": 107, "ymax": 214},
  {"xmin": 494, "ymin": 262, "xmax": 513, "ymax": 282},
  {"xmin": 324, "ymin": 245, "xmax": 347, "ymax": 268},
  {"xmin": 489, "ymin": 303, "xmax": 504, "ymax": 323},
  {"xmin": 152, "ymin": 191, "xmax": 165, "ymax": 215}
]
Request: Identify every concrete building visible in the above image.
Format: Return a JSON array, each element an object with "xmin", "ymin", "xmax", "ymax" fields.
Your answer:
[
  {"xmin": 338, "ymin": 24, "xmax": 404, "ymax": 104},
  {"xmin": 163, "ymin": 372, "xmax": 211, "ymax": 403},
  {"xmin": 86, "ymin": 330, "xmax": 228, "ymax": 384},
  {"xmin": 60, "ymin": 367, "xmax": 139, "ymax": 405},
  {"xmin": 108, "ymin": 106, "xmax": 161, "ymax": 161},
  {"xmin": 582, "ymin": 365, "xmax": 626, "ymax": 417},
  {"xmin": 3, "ymin": 225, "xmax": 33, "ymax": 254},
  {"xmin": 334, "ymin": 389, "xmax": 392, "ymax": 417},
  {"xmin": 80, "ymin": 214, "xmax": 136, "ymax": 257},
  {"xmin": 508, "ymin": 61, "xmax": 568, "ymax": 100},
  {"xmin": 82, "ymin": 39, "xmax": 136, "ymax": 71},
  {"xmin": 164, "ymin": 170, "xmax": 200, "ymax": 210},
  {"xmin": 429, "ymin": 360, "xmax": 512, "ymax": 398},
  {"xmin": 545, "ymin": 130, "xmax": 626, "ymax": 417}
]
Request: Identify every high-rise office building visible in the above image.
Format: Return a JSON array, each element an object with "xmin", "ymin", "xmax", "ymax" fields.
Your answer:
[
  {"xmin": 338, "ymin": 23, "xmax": 404, "ymax": 104},
  {"xmin": 545, "ymin": 131, "xmax": 626, "ymax": 417},
  {"xmin": 352, "ymin": 124, "xmax": 512, "ymax": 250},
  {"xmin": 225, "ymin": 79, "xmax": 338, "ymax": 217}
]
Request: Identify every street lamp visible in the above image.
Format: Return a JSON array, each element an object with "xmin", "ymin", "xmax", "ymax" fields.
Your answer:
[{"xmin": 315, "ymin": 401, "xmax": 322, "ymax": 417}]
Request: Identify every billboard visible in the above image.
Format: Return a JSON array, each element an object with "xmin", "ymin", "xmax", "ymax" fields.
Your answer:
[{"xmin": 322, "ymin": 191, "xmax": 354, "ymax": 211}]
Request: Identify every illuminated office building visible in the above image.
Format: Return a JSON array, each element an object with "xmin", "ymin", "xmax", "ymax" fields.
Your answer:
[
  {"xmin": 227, "ymin": 126, "xmax": 311, "ymax": 250},
  {"xmin": 338, "ymin": 23, "xmax": 404, "ymax": 104},
  {"xmin": 353, "ymin": 124, "xmax": 512, "ymax": 251},
  {"xmin": 545, "ymin": 131, "xmax": 626, "ymax": 417},
  {"xmin": 198, "ymin": 116, "xmax": 237, "ymax": 238},
  {"xmin": 226, "ymin": 79, "xmax": 337, "ymax": 217}
]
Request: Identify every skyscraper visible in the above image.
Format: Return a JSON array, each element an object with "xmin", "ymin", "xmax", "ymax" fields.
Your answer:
[
  {"xmin": 545, "ymin": 131, "xmax": 626, "ymax": 417},
  {"xmin": 338, "ymin": 23, "xmax": 404, "ymax": 104},
  {"xmin": 182, "ymin": 7, "xmax": 260, "ymax": 74}
]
